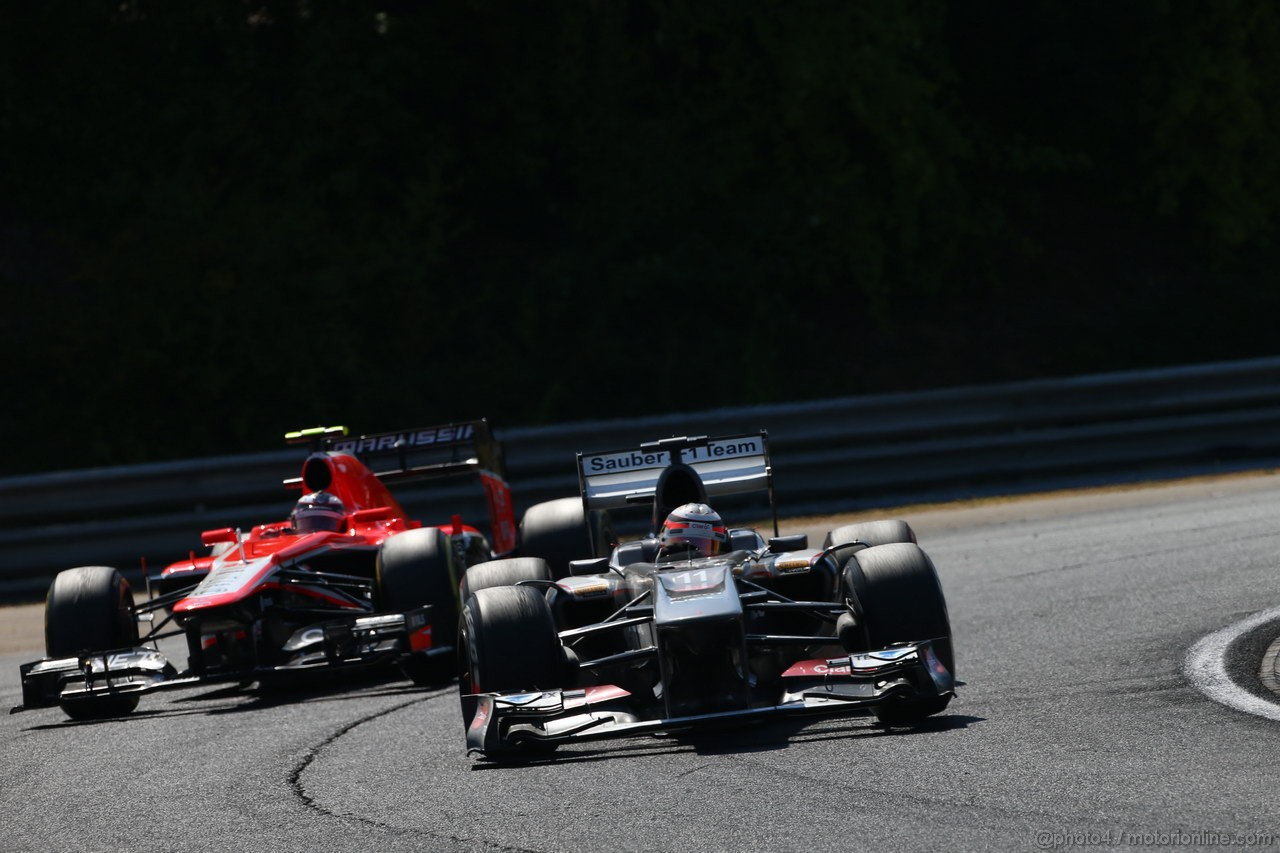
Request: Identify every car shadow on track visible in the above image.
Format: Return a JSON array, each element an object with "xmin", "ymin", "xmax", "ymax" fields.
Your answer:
[
  {"xmin": 468, "ymin": 712, "xmax": 985, "ymax": 770},
  {"xmin": 17, "ymin": 671, "xmax": 454, "ymax": 730}
]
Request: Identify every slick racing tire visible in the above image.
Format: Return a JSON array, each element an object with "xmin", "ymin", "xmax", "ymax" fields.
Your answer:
[
  {"xmin": 842, "ymin": 543, "xmax": 953, "ymax": 726},
  {"xmin": 458, "ymin": 585, "xmax": 564, "ymax": 737},
  {"xmin": 459, "ymin": 557, "xmax": 552, "ymax": 603},
  {"xmin": 45, "ymin": 566, "xmax": 141, "ymax": 720},
  {"xmin": 823, "ymin": 519, "xmax": 917, "ymax": 550},
  {"xmin": 376, "ymin": 527, "xmax": 459, "ymax": 685},
  {"xmin": 519, "ymin": 497, "xmax": 614, "ymax": 580}
]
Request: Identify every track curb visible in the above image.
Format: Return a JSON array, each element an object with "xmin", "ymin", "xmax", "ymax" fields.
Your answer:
[{"xmin": 1184, "ymin": 606, "xmax": 1280, "ymax": 722}]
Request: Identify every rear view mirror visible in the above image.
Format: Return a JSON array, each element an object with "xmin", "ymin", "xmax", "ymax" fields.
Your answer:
[
  {"xmin": 569, "ymin": 557, "xmax": 609, "ymax": 577},
  {"xmin": 201, "ymin": 528, "xmax": 237, "ymax": 546},
  {"xmin": 767, "ymin": 534, "xmax": 808, "ymax": 552},
  {"xmin": 352, "ymin": 507, "xmax": 393, "ymax": 523}
]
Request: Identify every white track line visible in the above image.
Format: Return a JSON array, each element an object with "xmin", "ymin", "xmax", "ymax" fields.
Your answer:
[{"xmin": 1184, "ymin": 606, "xmax": 1280, "ymax": 722}]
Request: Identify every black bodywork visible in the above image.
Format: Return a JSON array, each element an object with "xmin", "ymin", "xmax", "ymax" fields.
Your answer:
[{"xmin": 461, "ymin": 433, "xmax": 956, "ymax": 757}]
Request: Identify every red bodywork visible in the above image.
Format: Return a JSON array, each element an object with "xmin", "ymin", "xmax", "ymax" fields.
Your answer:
[
  {"xmin": 15, "ymin": 421, "xmax": 519, "ymax": 717},
  {"xmin": 161, "ymin": 445, "xmax": 511, "ymax": 615}
]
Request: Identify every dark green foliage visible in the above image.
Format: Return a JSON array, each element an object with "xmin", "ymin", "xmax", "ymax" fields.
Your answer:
[{"xmin": 1, "ymin": 2, "xmax": 1278, "ymax": 473}]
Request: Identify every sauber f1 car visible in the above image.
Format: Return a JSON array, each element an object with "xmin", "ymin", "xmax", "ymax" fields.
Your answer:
[
  {"xmin": 14, "ymin": 421, "xmax": 518, "ymax": 720},
  {"xmin": 456, "ymin": 432, "xmax": 956, "ymax": 759}
]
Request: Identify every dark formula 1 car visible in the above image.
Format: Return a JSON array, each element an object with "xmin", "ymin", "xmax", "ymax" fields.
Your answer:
[
  {"xmin": 14, "ymin": 421, "xmax": 518, "ymax": 720},
  {"xmin": 457, "ymin": 432, "xmax": 956, "ymax": 759}
]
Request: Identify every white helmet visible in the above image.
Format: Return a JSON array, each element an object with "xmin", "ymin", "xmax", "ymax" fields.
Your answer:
[{"xmin": 659, "ymin": 502, "xmax": 728, "ymax": 557}]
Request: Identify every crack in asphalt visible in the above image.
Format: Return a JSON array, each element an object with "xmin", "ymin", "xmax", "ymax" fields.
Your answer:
[
  {"xmin": 286, "ymin": 688, "xmax": 547, "ymax": 852},
  {"xmin": 287, "ymin": 693, "xmax": 433, "ymax": 823}
]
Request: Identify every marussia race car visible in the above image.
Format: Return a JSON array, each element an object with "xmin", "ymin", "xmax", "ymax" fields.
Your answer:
[
  {"xmin": 13, "ymin": 421, "xmax": 522, "ymax": 721},
  {"xmin": 455, "ymin": 432, "xmax": 956, "ymax": 759}
]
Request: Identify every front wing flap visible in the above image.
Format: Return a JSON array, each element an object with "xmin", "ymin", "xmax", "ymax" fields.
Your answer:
[
  {"xmin": 12, "ymin": 606, "xmax": 444, "ymax": 714},
  {"xmin": 465, "ymin": 641, "xmax": 954, "ymax": 757},
  {"xmin": 16, "ymin": 647, "xmax": 184, "ymax": 712}
]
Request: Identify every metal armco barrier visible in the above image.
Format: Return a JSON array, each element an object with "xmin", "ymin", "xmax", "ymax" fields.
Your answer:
[{"xmin": 4, "ymin": 355, "xmax": 1280, "ymax": 600}]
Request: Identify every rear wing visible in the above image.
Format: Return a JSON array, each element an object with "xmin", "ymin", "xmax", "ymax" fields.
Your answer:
[
  {"xmin": 285, "ymin": 420, "xmax": 506, "ymax": 485},
  {"xmin": 285, "ymin": 420, "xmax": 517, "ymax": 553},
  {"xmin": 577, "ymin": 432, "xmax": 776, "ymax": 532}
]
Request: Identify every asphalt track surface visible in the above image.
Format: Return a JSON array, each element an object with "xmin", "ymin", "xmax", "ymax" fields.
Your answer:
[{"xmin": 6, "ymin": 473, "xmax": 1280, "ymax": 852}]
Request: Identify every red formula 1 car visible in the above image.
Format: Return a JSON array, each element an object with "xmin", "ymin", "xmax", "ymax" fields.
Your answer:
[{"xmin": 13, "ymin": 421, "xmax": 517, "ymax": 720}]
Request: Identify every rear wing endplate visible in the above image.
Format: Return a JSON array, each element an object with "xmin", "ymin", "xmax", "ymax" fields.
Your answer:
[{"xmin": 577, "ymin": 432, "xmax": 772, "ymax": 513}]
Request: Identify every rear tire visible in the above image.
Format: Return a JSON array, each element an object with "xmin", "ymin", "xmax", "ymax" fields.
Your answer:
[
  {"xmin": 458, "ymin": 585, "xmax": 564, "ymax": 732},
  {"xmin": 519, "ymin": 497, "xmax": 614, "ymax": 579},
  {"xmin": 376, "ymin": 527, "xmax": 459, "ymax": 685},
  {"xmin": 459, "ymin": 557, "xmax": 552, "ymax": 603},
  {"xmin": 823, "ymin": 520, "xmax": 916, "ymax": 550},
  {"xmin": 842, "ymin": 543, "xmax": 953, "ymax": 725},
  {"xmin": 45, "ymin": 566, "xmax": 141, "ymax": 720}
]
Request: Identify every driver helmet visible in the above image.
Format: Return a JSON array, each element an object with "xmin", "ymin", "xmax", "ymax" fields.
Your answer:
[
  {"xmin": 659, "ymin": 502, "xmax": 729, "ymax": 557},
  {"xmin": 291, "ymin": 491, "xmax": 346, "ymax": 533}
]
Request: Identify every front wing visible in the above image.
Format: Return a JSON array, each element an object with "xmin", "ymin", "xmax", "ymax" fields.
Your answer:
[
  {"xmin": 465, "ymin": 641, "xmax": 954, "ymax": 757},
  {"xmin": 12, "ymin": 606, "xmax": 443, "ymax": 714}
]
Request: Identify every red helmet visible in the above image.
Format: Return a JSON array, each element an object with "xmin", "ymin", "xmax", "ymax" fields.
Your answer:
[
  {"xmin": 659, "ymin": 502, "xmax": 729, "ymax": 557},
  {"xmin": 291, "ymin": 491, "xmax": 346, "ymax": 533}
]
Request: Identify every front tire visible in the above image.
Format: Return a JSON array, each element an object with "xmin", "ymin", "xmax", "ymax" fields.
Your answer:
[
  {"xmin": 842, "ymin": 542, "xmax": 953, "ymax": 725},
  {"xmin": 458, "ymin": 585, "xmax": 564, "ymax": 732},
  {"xmin": 376, "ymin": 527, "xmax": 459, "ymax": 685},
  {"xmin": 45, "ymin": 566, "xmax": 141, "ymax": 720}
]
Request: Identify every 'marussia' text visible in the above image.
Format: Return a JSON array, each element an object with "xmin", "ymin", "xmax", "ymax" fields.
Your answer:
[{"xmin": 332, "ymin": 424, "xmax": 475, "ymax": 454}]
